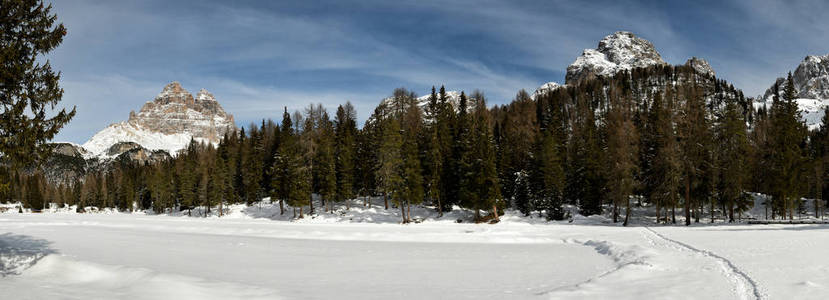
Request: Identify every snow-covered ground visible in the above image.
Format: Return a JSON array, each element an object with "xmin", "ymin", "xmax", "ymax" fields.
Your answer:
[{"xmin": 2, "ymin": 200, "xmax": 828, "ymax": 299}]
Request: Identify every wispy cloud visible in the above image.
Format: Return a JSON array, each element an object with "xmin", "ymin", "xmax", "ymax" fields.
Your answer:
[{"xmin": 46, "ymin": 0, "xmax": 829, "ymax": 143}]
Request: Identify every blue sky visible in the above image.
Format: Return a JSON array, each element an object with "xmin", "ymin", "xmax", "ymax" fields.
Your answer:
[{"xmin": 47, "ymin": 0, "xmax": 829, "ymax": 143}]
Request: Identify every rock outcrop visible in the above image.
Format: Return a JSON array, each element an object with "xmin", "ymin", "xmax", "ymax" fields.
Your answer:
[
  {"xmin": 83, "ymin": 81, "xmax": 236, "ymax": 156},
  {"xmin": 763, "ymin": 55, "xmax": 829, "ymax": 100},
  {"xmin": 127, "ymin": 82, "xmax": 234, "ymax": 143},
  {"xmin": 565, "ymin": 31, "xmax": 667, "ymax": 85},
  {"xmin": 685, "ymin": 57, "xmax": 715, "ymax": 77}
]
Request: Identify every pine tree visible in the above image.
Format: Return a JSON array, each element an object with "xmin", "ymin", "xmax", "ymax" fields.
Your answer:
[
  {"xmin": 292, "ymin": 111, "xmax": 313, "ymax": 218},
  {"xmin": 567, "ymin": 95, "xmax": 604, "ymax": 216},
  {"xmin": 717, "ymin": 99, "xmax": 750, "ymax": 222},
  {"xmin": 768, "ymin": 72, "xmax": 807, "ymax": 219},
  {"xmin": 400, "ymin": 95, "xmax": 424, "ymax": 222},
  {"xmin": 377, "ymin": 116, "xmax": 404, "ymax": 220},
  {"xmin": 605, "ymin": 87, "xmax": 639, "ymax": 225},
  {"xmin": 469, "ymin": 93, "xmax": 502, "ymax": 221},
  {"xmin": 1, "ymin": 1, "xmax": 75, "ymax": 171},
  {"xmin": 437, "ymin": 86, "xmax": 457, "ymax": 212},
  {"xmin": 334, "ymin": 103, "xmax": 358, "ymax": 209},
  {"xmin": 272, "ymin": 107, "xmax": 293, "ymax": 215},
  {"xmin": 316, "ymin": 111, "xmax": 337, "ymax": 212},
  {"xmin": 650, "ymin": 91, "xmax": 681, "ymax": 223},
  {"xmin": 677, "ymin": 83, "xmax": 709, "ymax": 225}
]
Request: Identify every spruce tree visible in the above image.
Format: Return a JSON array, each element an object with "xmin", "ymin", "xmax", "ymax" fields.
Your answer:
[
  {"xmin": 334, "ymin": 103, "xmax": 357, "ymax": 209},
  {"xmin": 717, "ymin": 100, "xmax": 749, "ymax": 222},
  {"xmin": 1, "ymin": 1, "xmax": 75, "ymax": 171},
  {"xmin": 377, "ymin": 117, "xmax": 404, "ymax": 220},
  {"xmin": 677, "ymin": 83, "xmax": 709, "ymax": 225},
  {"xmin": 605, "ymin": 87, "xmax": 639, "ymax": 225}
]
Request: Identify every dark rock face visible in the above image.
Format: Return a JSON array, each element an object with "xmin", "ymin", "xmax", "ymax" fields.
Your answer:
[
  {"xmin": 565, "ymin": 31, "xmax": 667, "ymax": 84},
  {"xmin": 42, "ymin": 143, "xmax": 89, "ymax": 185},
  {"xmin": 105, "ymin": 142, "xmax": 170, "ymax": 165},
  {"xmin": 106, "ymin": 142, "xmax": 143, "ymax": 157}
]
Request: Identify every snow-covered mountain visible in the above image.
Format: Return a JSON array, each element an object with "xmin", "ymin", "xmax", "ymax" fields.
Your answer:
[
  {"xmin": 530, "ymin": 82, "xmax": 562, "ymax": 100},
  {"xmin": 83, "ymin": 82, "xmax": 235, "ymax": 157},
  {"xmin": 530, "ymin": 32, "xmax": 715, "ymax": 101},
  {"xmin": 756, "ymin": 55, "xmax": 829, "ymax": 129},
  {"xmin": 379, "ymin": 90, "xmax": 466, "ymax": 113},
  {"xmin": 565, "ymin": 31, "xmax": 667, "ymax": 85}
]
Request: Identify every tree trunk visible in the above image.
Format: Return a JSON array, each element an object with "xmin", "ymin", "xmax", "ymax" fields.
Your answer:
[
  {"xmin": 437, "ymin": 197, "xmax": 443, "ymax": 218},
  {"xmin": 292, "ymin": 206, "xmax": 296, "ymax": 219},
  {"xmin": 400, "ymin": 199, "xmax": 406, "ymax": 224},
  {"xmin": 623, "ymin": 196, "xmax": 631, "ymax": 226},
  {"xmin": 671, "ymin": 196, "xmax": 676, "ymax": 224},
  {"xmin": 612, "ymin": 198, "xmax": 618, "ymax": 223},
  {"xmin": 219, "ymin": 199, "xmax": 224, "ymax": 217},
  {"xmin": 406, "ymin": 200, "xmax": 411, "ymax": 223},
  {"xmin": 309, "ymin": 194, "xmax": 314, "ymax": 215},
  {"xmin": 493, "ymin": 204, "xmax": 500, "ymax": 222},
  {"xmin": 279, "ymin": 199, "xmax": 284, "ymax": 215},
  {"xmin": 655, "ymin": 200, "xmax": 661, "ymax": 224},
  {"xmin": 710, "ymin": 197, "xmax": 715, "ymax": 223},
  {"xmin": 728, "ymin": 203, "xmax": 734, "ymax": 223},
  {"xmin": 299, "ymin": 206, "xmax": 304, "ymax": 219},
  {"xmin": 384, "ymin": 193, "xmax": 389, "ymax": 210},
  {"xmin": 684, "ymin": 178, "xmax": 691, "ymax": 226}
]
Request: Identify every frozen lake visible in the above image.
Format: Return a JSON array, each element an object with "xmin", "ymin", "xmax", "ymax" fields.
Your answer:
[{"xmin": 2, "ymin": 212, "xmax": 828, "ymax": 299}]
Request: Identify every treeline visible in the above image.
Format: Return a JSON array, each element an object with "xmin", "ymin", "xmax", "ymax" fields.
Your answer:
[{"xmin": 4, "ymin": 65, "xmax": 829, "ymax": 224}]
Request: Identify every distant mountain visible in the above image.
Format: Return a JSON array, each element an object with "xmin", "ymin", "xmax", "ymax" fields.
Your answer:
[
  {"xmin": 40, "ymin": 82, "xmax": 235, "ymax": 184},
  {"xmin": 565, "ymin": 31, "xmax": 668, "ymax": 85},
  {"xmin": 82, "ymin": 81, "xmax": 236, "ymax": 157},
  {"xmin": 530, "ymin": 32, "xmax": 715, "ymax": 101},
  {"xmin": 756, "ymin": 55, "xmax": 829, "ymax": 129}
]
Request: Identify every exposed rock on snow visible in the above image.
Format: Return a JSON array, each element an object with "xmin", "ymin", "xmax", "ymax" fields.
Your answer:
[
  {"xmin": 380, "ymin": 90, "xmax": 468, "ymax": 113},
  {"xmin": 530, "ymin": 82, "xmax": 562, "ymax": 100},
  {"xmin": 685, "ymin": 57, "xmax": 715, "ymax": 77},
  {"xmin": 763, "ymin": 55, "xmax": 829, "ymax": 100},
  {"xmin": 565, "ymin": 31, "xmax": 667, "ymax": 84},
  {"xmin": 83, "ymin": 81, "xmax": 235, "ymax": 157},
  {"xmin": 41, "ymin": 143, "xmax": 89, "ymax": 185},
  {"xmin": 757, "ymin": 54, "xmax": 829, "ymax": 129}
]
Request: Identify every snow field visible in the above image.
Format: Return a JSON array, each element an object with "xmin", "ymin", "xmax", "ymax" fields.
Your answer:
[{"xmin": 2, "ymin": 200, "xmax": 829, "ymax": 299}]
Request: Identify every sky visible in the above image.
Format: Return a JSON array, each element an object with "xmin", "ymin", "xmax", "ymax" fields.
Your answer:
[{"xmin": 44, "ymin": 0, "xmax": 829, "ymax": 143}]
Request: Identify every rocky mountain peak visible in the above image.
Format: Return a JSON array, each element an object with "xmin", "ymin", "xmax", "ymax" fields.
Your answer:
[
  {"xmin": 763, "ymin": 54, "xmax": 829, "ymax": 101},
  {"xmin": 196, "ymin": 89, "xmax": 216, "ymax": 102},
  {"xmin": 685, "ymin": 57, "xmax": 715, "ymax": 77},
  {"xmin": 566, "ymin": 31, "xmax": 666, "ymax": 84},
  {"xmin": 83, "ymin": 81, "xmax": 236, "ymax": 156},
  {"xmin": 530, "ymin": 82, "xmax": 562, "ymax": 100}
]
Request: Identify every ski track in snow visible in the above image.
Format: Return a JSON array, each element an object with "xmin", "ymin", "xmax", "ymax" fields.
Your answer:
[
  {"xmin": 534, "ymin": 239, "xmax": 650, "ymax": 296},
  {"xmin": 642, "ymin": 227, "xmax": 766, "ymax": 300}
]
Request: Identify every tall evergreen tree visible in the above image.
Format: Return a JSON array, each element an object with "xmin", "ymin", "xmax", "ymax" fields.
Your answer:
[
  {"xmin": 334, "ymin": 103, "xmax": 358, "ymax": 209},
  {"xmin": 1, "ymin": 0, "xmax": 75, "ymax": 171},
  {"xmin": 605, "ymin": 87, "xmax": 639, "ymax": 225}
]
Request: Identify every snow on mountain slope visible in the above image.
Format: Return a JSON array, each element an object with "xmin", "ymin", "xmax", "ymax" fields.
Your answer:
[
  {"xmin": 82, "ymin": 122, "xmax": 205, "ymax": 158},
  {"xmin": 756, "ymin": 55, "xmax": 829, "ymax": 129},
  {"xmin": 565, "ymin": 31, "xmax": 667, "ymax": 85},
  {"xmin": 530, "ymin": 82, "xmax": 562, "ymax": 100},
  {"xmin": 82, "ymin": 82, "xmax": 235, "ymax": 157}
]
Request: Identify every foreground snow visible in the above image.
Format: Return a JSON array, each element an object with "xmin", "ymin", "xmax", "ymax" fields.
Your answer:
[{"xmin": 1, "ymin": 202, "xmax": 828, "ymax": 299}]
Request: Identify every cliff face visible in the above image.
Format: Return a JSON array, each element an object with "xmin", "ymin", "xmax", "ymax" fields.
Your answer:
[
  {"xmin": 127, "ymin": 82, "xmax": 235, "ymax": 144},
  {"xmin": 757, "ymin": 55, "xmax": 829, "ymax": 129},
  {"xmin": 83, "ymin": 81, "xmax": 236, "ymax": 156},
  {"xmin": 565, "ymin": 31, "xmax": 667, "ymax": 85}
]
